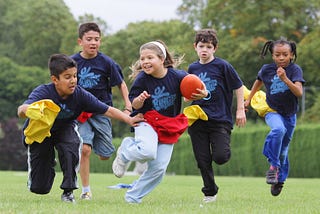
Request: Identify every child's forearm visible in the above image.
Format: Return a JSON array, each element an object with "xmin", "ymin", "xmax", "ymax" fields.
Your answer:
[
  {"xmin": 247, "ymin": 80, "xmax": 263, "ymax": 101},
  {"xmin": 235, "ymin": 86, "xmax": 245, "ymax": 111}
]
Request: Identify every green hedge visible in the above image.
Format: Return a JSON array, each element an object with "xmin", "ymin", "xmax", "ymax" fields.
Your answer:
[{"xmin": 88, "ymin": 124, "xmax": 320, "ymax": 178}]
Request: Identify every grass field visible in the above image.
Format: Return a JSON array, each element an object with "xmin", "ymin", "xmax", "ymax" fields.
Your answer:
[{"xmin": 0, "ymin": 171, "xmax": 319, "ymax": 214}]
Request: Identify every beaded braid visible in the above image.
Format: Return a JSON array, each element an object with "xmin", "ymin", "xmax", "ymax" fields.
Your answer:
[{"xmin": 260, "ymin": 37, "xmax": 297, "ymax": 62}]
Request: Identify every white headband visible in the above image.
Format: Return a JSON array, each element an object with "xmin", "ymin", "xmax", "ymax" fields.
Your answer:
[{"xmin": 149, "ymin": 41, "xmax": 167, "ymax": 58}]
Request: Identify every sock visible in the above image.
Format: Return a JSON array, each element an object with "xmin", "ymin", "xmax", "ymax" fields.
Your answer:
[{"xmin": 82, "ymin": 186, "xmax": 91, "ymax": 193}]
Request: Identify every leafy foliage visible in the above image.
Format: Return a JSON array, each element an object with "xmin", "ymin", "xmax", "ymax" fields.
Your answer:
[
  {"xmin": 298, "ymin": 27, "xmax": 320, "ymax": 86},
  {"xmin": 0, "ymin": 0, "xmax": 77, "ymax": 68},
  {"xmin": 0, "ymin": 57, "xmax": 48, "ymax": 120}
]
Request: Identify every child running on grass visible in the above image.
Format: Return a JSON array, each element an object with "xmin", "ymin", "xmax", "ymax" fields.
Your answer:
[
  {"xmin": 71, "ymin": 22, "xmax": 132, "ymax": 200},
  {"xmin": 185, "ymin": 28, "xmax": 246, "ymax": 203},
  {"xmin": 17, "ymin": 54, "xmax": 144, "ymax": 203},
  {"xmin": 112, "ymin": 40, "xmax": 207, "ymax": 203},
  {"xmin": 244, "ymin": 37, "xmax": 305, "ymax": 196}
]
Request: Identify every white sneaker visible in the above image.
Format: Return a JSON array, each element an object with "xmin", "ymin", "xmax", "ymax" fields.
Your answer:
[
  {"xmin": 112, "ymin": 146, "xmax": 128, "ymax": 178},
  {"xmin": 80, "ymin": 192, "xmax": 92, "ymax": 200},
  {"xmin": 203, "ymin": 195, "xmax": 217, "ymax": 203}
]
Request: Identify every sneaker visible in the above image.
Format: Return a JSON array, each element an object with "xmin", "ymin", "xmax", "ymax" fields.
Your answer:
[
  {"xmin": 80, "ymin": 192, "xmax": 92, "ymax": 200},
  {"xmin": 203, "ymin": 195, "xmax": 217, "ymax": 203},
  {"xmin": 271, "ymin": 182, "xmax": 284, "ymax": 196},
  {"xmin": 266, "ymin": 167, "xmax": 278, "ymax": 184},
  {"xmin": 112, "ymin": 146, "xmax": 129, "ymax": 178},
  {"xmin": 61, "ymin": 191, "xmax": 75, "ymax": 203}
]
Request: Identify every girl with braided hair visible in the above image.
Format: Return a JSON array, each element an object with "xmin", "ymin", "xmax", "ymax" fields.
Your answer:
[{"xmin": 245, "ymin": 37, "xmax": 305, "ymax": 196}]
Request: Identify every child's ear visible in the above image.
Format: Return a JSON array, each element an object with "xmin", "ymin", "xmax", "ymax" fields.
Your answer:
[
  {"xmin": 77, "ymin": 38, "xmax": 82, "ymax": 46},
  {"xmin": 51, "ymin": 75, "xmax": 58, "ymax": 85}
]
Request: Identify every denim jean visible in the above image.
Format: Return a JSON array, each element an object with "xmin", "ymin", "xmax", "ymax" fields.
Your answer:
[
  {"xmin": 78, "ymin": 114, "xmax": 114, "ymax": 158},
  {"xmin": 119, "ymin": 122, "xmax": 174, "ymax": 203},
  {"xmin": 264, "ymin": 112, "xmax": 296, "ymax": 183}
]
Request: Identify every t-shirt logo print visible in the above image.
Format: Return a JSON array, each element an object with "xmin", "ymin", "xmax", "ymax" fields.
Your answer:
[
  {"xmin": 199, "ymin": 72, "xmax": 217, "ymax": 92},
  {"xmin": 78, "ymin": 67, "xmax": 101, "ymax": 89},
  {"xmin": 152, "ymin": 86, "xmax": 176, "ymax": 111},
  {"xmin": 270, "ymin": 75, "xmax": 288, "ymax": 95}
]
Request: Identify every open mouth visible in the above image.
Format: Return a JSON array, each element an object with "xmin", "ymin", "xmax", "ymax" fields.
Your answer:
[{"xmin": 142, "ymin": 64, "xmax": 152, "ymax": 71}]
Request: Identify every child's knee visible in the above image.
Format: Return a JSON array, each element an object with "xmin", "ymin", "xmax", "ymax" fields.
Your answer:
[
  {"xmin": 273, "ymin": 126, "xmax": 286, "ymax": 135},
  {"xmin": 139, "ymin": 149, "xmax": 157, "ymax": 161},
  {"xmin": 213, "ymin": 153, "xmax": 231, "ymax": 165},
  {"xmin": 81, "ymin": 144, "xmax": 92, "ymax": 157}
]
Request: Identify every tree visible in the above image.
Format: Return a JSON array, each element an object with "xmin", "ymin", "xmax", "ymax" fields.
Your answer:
[
  {"xmin": 298, "ymin": 28, "xmax": 320, "ymax": 87},
  {"xmin": 78, "ymin": 14, "xmax": 111, "ymax": 36},
  {"xmin": 0, "ymin": 0, "xmax": 77, "ymax": 68},
  {"xmin": 0, "ymin": 57, "xmax": 48, "ymax": 121},
  {"xmin": 177, "ymin": 0, "xmax": 207, "ymax": 29}
]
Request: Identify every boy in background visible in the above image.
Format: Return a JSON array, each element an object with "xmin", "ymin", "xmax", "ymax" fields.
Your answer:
[
  {"xmin": 186, "ymin": 29, "xmax": 246, "ymax": 203},
  {"xmin": 71, "ymin": 22, "xmax": 132, "ymax": 200}
]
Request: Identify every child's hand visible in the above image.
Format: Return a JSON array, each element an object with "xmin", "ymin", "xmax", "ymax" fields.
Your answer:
[
  {"xmin": 190, "ymin": 83, "xmax": 209, "ymax": 100},
  {"xmin": 130, "ymin": 113, "xmax": 145, "ymax": 127},
  {"xmin": 137, "ymin": 91, "xmax": 150, "ymax": 103},
  {"xmin": 277, "ymin": 67, "xmax": 287, "ymax": 81},
  {"xmin": 190, "ymin": 88, "xmax": 208, "ymax": 100},
  {"xmin": 26, "ymin": 103, "xmax": 44, "ymax": 120},
  {"xmin": 244, "ymin": 99, "xmax": 251, "ymax": 112},
  {"xmin": 236, "ymin": 109, "xmax": 246, "ymax": 128},
  {"xmin": 132, "ymin": 91, "xmax": 150, "ymax": 110},
  {"xmin": 17, "ymin": 104, "xmax": 30, "ymax": 118}
]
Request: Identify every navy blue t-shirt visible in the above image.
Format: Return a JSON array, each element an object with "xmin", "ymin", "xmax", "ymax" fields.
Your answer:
[
  {"xmin": 188, "ymin": 57, "xmax": 243, "ymax": 126},
  {"xmin": 71, "ymin": 52, "xmax": 124, "ymax": 106},
  {"xmin": 129, "ymin": 67, "xmax": 187, "ymax": 117},
  {"xmin": 23, "ymin": 83, "xmax": 109, "ymax": 131},
  {"xmin": 257, "ymin": 62, "xmax": 305, "ymax": 116}
]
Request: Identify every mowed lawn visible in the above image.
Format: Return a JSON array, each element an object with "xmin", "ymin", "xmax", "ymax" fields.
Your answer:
[{"xmin": 0, "ymin": 171, "xmax": 319, "ymax": 214}]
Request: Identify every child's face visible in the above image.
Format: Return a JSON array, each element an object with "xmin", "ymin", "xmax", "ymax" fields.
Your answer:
[
  {"xmin": 51, "ymin": 67, "xmax": 77, "ymax": 99},
  {"xmin": 78, "ymin": 30, "xmax": 101, "ymax": 58},
  {"xmin": 194, "ymin": 42, "xmax": 217, "ymax": 64},
  {"xmin": 139, "ymin": 49, "xmax": 165, "ymax": 78},
  {"xmin": 272, "ymin": 44, "xmax": 293, "ymax": 68}
]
